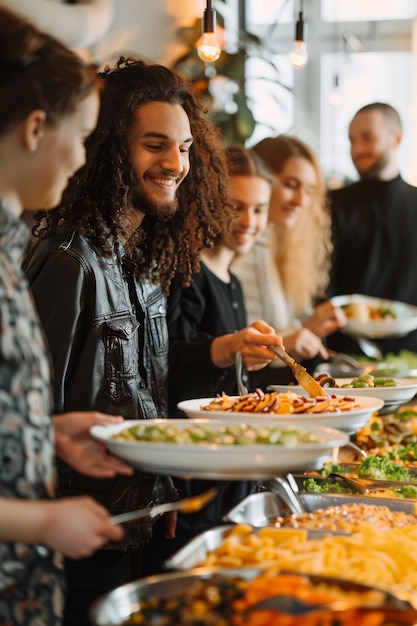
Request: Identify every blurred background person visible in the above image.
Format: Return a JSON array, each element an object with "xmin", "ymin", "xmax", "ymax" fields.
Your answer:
[
  {"xmin": 326, "ymin": 102, "xmax": 417, "ymax": 358},
  {"xmin": 232, "ymin": 135, "xmax": 346, "ymax": 387},
  {"xmin": 140, "ymin": 145, "xmax": 282, "ymax": 575}
]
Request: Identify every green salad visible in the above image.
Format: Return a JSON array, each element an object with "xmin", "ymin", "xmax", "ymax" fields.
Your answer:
[
  {"xmin": 111, "ymin": 423, "xmax": 323, "ymax": 445},
  {"xmin": 316, "ymin": 457, "xmax": 415, "ymax": 481}
]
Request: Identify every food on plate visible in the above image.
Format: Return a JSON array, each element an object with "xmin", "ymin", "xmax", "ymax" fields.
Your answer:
[
  {"xmin": 120, "ymin": 569, "xmax": 407, "ymax": 626},
  {"xmin": 343, "ymin": 300, "xmax": 397, "ymax": 322},
  {"xmin": 110, "ymin": 422, "xmax": 324, "ymax": 446},
  {"xmin": 201, "ymin": 389, "xmax": 363, "ymax": 414},
  {"xmin": 198, "ymin": 523, "xmax": 417, "ymax": 596},
  {"xmin": 370, "ymin": 349, "xmax": 417, "ymax": 375},
  {"xmin": 340, "ymin": 374, "xmax": 397, "ymax": 389},
  {"xmin": 315, "ymin": 372, "xmax": 398, "ymax": 389},
  {"xmin": 353, "ymin": 408, "xmax": 417, "ymax": 464}
]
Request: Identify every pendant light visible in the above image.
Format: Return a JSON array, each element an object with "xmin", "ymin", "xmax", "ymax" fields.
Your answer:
[
  {"xmin": 196, "ymin": 0, "xmax": 221, "ymax": 63},
  {"xmin": 288, "ymin": 0, "xmax": 308, "ymax": 69}
]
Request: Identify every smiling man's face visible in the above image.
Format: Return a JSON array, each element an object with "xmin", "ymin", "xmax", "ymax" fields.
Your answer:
[
  {"xmin": 349, "ymin": 110, "xmax": 398, "ymax": 179},
  {"xmin": 128, "ymin": 101, "xmax": 193, "ymax": 219}
]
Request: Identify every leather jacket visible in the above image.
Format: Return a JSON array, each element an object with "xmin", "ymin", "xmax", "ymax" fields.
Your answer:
[{"xmin": 23, "ymin": 231, "xmax": 177, "ymax": 550}]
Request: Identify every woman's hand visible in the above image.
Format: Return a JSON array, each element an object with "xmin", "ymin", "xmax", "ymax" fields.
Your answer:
[
  {"xmin": 41, "ymin": 497, "xmax": 124, "ymax": 559},
  {"xmin": 303, "ymin": 300, "xmax": 347, "ymax": 338},
  {"xmin": 281, "ymin": 327, "xmax": 328, "ymax": 361},
  {"xmin": 210, "ymin": 320, "xmax": 283, "ymax": 371},
  {"xmin": 0, "ymin": 496, "xmax": 124, "ymax": 558},
  {"xmin": 53, "ymin": 412, "xmax": 134, "ymax": 478}
]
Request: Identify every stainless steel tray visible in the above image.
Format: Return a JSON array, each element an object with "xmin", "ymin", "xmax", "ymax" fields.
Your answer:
[
  {"xmin": 314, "ymin": 462, "xmax": 417, "ymax": 477},
  {"xmin": 226, "ymin": 489, "xmax": 417, "ymax": 523},
  {"xmin": 165, "ymin": 491, "xmax": 417, "ymax": 570},
  {"xmin": 165, "ymin": 522, "xmax": 349, "ymax": 571},
  {"xmin": 292, "ymin": 472, "xmax": 417, "ymax": 495},
  {"xmin": 90, "ymin": 567, "xmax": 417, "ymax": 625}
]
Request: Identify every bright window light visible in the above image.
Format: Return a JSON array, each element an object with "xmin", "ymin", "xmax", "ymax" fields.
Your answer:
[{"xmin": 321, "ymin": 0, "xmax": 417, "ymax": 22}]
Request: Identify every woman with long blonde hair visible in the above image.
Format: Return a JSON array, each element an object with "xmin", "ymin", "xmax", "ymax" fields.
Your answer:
[{"xmin": 232, "ymin": 134, "xmax": 346, "ymax": 384}]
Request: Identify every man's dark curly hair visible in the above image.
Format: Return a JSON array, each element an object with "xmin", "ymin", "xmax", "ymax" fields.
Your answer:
[{"xmin": 32, "ymin": 57, "xmax": 232, "ymax": 292}]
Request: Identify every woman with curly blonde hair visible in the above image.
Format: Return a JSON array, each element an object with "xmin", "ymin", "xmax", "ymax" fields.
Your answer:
[{"xmin": 232, "ymin": 134, "xmax": 346, "ymax": 385}]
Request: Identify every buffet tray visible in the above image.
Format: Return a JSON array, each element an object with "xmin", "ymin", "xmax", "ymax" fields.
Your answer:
[
  {"xmin": 294, "ymin": 464, "xmax": 417, "ymax": 493},
  {"xmin": 164, "ymin": 523, "xmax": 348, "ymax": 571},
  {"xmin": 90, "ymin": 567, "xmax": 417, "ymax": 626},
  {"xmin": 319, "ymin": 462, "xmax": 417, "ymax": 477},
  {"xmin": 224, "ymin": 490, "xmax": 417, "ymax": 526}
]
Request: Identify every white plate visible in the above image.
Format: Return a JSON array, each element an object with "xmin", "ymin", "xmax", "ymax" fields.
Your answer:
[
  {"xmin": 269, "ymin": 379, "xmax": 417, "ymax": 404},
  {"xmin": 330, "ymin": 294, "xmax": 417, "ymax": 338},
  {"xmin": 177, "ymin": 396, "xmax": 383, "ymax": 434},
  {"xmin": 90, "ymin": 419, "xmax": 348, "ymax": 479}
]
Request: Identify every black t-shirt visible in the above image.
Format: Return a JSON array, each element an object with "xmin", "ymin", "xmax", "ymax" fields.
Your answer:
[
  {"xmin": 166, "ymin": 262, "xmax": 255, "ymax": 534},
  {"xmin": 167, "ymin": 261, "xmax": 247, "ymax": 412}
]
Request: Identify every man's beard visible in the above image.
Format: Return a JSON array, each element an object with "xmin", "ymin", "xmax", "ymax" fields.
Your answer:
[
  {"xmin": 355, "ymin": 151, "xmax": 390, "ymax": 179},
  {"xmin": 131, "ymin": 185, "xmax": 179, "ymax": 222}
]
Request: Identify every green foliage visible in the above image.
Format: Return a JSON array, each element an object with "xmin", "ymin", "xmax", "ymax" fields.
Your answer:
[{"xmin": 173, "ymin": 13, "xmax": 290, "ymax": 145}]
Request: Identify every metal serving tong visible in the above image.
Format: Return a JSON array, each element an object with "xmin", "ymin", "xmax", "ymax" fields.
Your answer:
[
  {"xmin": 110, "ymin": 487, "xmax": 217, "ymax": 525},
  {"xmin": 328, "ymin": 472, "xmax": 416, "ymax": 494},
  {"xmin": 269, "ymin": 345, "xmax": 329, "ymax": 398},
  {"xmin": 263, "ymin": 475, "xmax": 306, "ymax": 516},
  {"xmin": 235, "ymin": 351, "xmax": 248, "ymax": 396},
  {"xmin": 243, "ymin": 595, "xmax": 417, "ymax": 618}
]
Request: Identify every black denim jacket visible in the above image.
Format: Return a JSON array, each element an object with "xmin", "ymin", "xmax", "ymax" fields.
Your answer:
[{"xmin": 23, "ymin": 231, "xmax": 177, "ymax": 549}]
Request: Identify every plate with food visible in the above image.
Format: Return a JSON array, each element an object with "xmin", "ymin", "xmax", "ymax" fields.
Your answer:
[
  {"xmin": 90, "ymin": 566, "xmax": 417, "ymax": 626},
  {"xmin": 90, "ymin": 418, "xmax": 348, "ymax": 479},
  {"xmin": 177, "ymin": 390, "xmax": 383, "ymax": 433},
  {"xmin": 330, "ymin": 294, "xmax": 417, "ymax": 338},
  {"xmin": 269, "ymin": 374, "xmax": 417, "ymax": 404}
]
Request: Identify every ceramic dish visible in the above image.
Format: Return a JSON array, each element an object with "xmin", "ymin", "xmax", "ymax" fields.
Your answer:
[
  {"xmin": 90, "ymin": 419, "xmax": 348, "ymax": 479},
  {"xmin": 268, "ymin": 378, "xmax": 417, "ymax": 404},
  {"xmin": 330, "ymin": 294, "xmax": 417, "ymax": 338},
  {"xmin": 177, "ymin": 395, "xmax": 383, "ymax": 434}
]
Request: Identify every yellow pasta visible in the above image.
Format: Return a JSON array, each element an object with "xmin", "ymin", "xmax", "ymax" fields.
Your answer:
[{"xmin": 198, "ymin": 524, "xmax": 417, "ymax": 594}]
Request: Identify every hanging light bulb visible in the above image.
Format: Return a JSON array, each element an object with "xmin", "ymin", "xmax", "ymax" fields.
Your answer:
[
  {"xmin": 329, "ymin": 73, "xmax": 343, "ymax": 106},
  {"xmin": 288, "ymin": 9, "xmax": 308, "ymax": 69},
  {"xmin": 196, "ymin": 0, "xmax": 221, "ymax": 63}
]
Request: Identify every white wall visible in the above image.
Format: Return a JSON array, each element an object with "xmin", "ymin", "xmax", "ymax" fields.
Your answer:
[{"xmin": 90, "ymin": 0, "xmax": 206, "ymax": 66}]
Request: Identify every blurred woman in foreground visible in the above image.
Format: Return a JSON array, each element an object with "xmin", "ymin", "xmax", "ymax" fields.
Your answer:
[{"xmin": 0, "ymin": 7, "xmax": 131, "ymax": 624}]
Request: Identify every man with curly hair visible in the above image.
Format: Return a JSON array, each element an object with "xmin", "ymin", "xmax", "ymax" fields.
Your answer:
[{"xmin": 23, "ymin": 57, "xmax": 233, "ymax": 626}]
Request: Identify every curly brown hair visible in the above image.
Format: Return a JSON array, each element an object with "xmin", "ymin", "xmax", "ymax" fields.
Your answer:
[{"xmin": 32, "ymin": 57, "xmax": 231, "ymax": 292}]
